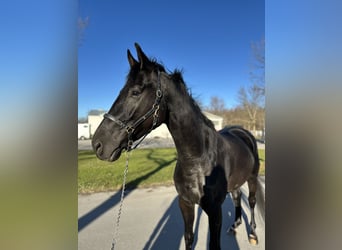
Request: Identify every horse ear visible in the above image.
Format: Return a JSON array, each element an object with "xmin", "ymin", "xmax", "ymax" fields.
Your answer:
[
  {"xmin": 127, "ymin": 49, "xmax": 138, "ymax": 68},
  {"xmin": 134, "ymin": 43, "xmax": 151, "ymax": 69}
]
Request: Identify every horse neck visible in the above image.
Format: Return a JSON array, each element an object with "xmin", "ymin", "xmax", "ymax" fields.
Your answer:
[{"xmin": 164, "ymin": 80, "xmax": 217, "ymax": 159}]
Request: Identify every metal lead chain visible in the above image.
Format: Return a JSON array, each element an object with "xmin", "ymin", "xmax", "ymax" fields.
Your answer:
[{"xmin": 111, "ymin": 151, "xmax": 131, "ymax": 250}]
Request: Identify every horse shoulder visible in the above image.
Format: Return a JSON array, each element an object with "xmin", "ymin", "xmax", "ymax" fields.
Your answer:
[{"xmin": 173, "ymin": 159, "xmax": 209, "ymax": 204}]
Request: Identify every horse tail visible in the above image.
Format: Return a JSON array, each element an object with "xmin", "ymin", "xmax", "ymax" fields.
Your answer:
[{"xmin": 224, "ymin": 126, "xmax": 260, "ymax": 175}]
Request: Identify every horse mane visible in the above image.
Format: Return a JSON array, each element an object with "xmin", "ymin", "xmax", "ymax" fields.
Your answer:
[
  {"xmin": 170, "ymin": 69, "xmax": 216, "ymax": 130},
  {"xmin": 127, "ymin": 58, "xmax": 216, "ymax": 131}
]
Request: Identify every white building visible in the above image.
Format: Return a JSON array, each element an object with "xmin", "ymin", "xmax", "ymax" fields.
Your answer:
[
  {"xmin": 86, "ymin": 109, "xmax": 223, "ymax": 138},
  {"xmin": 87, "ymin": 109, "xmax": 106, "ymax": 136},
  {"xmin": 202, "ymin": 111, "xmax": 223, "ymax": 131},
  {"xmin": 78, "ymin": 123, "xmax": 90, "ymax": 140}
]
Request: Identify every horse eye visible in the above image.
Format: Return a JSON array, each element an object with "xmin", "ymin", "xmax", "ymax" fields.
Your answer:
[{"xmin": 131, "ymin": 90, "xmax": 141, "ymax": 97}]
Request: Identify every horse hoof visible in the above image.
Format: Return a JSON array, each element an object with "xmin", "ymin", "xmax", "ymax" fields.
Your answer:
[{"xmin": 248, "ymin": 234, "xmax": 258, "ymax": 245}]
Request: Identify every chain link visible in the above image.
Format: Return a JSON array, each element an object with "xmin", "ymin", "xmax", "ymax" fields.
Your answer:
[{"xmin": 111, "ymin": 150, "xmax": 131, "ymax": 250}]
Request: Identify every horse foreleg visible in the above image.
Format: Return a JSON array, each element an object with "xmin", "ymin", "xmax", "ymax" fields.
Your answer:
[
  {"xmin": 247, "ymin": 176, "xmax": 258, "ymax": 245},
  {"xmin": 178, "ymin": 197, "xmax": 195, "ymax": 250},
  {"xmin": 206, "ymin": 205, "xmax": 222, "ymax": 250}
]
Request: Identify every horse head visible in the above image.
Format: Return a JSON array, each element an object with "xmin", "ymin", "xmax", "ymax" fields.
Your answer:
[{"xmin": 92, "ymin": 43, "xmax": 167, "ymax": 161}]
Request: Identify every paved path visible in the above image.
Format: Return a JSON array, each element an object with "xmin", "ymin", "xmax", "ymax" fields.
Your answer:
[{"xmin": 78, "ymin": 182, "xmax": 265, "ymax": 250}]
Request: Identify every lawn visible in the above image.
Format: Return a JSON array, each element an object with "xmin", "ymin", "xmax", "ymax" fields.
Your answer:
[
  {"xmin": 78, "ymin": 148, "xmax": 265, "ymax": 193},
  {"xmin": 258, "ymin": 148, "xmax": 265, "ymax": 176}
]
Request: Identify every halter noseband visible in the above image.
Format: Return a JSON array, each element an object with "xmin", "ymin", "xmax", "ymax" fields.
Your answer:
[{"xmin": 103, "ymin": 70, "xmax": 163, "ymax": 151}]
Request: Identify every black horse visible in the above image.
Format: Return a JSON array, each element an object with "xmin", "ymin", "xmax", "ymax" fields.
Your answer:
[{"xmin": 92, "ymin": 43, "xmax": 260, "ymax": 250}]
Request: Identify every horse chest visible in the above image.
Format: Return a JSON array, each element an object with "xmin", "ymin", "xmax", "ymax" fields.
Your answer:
[{"xmin": 173, "ymin": 163, "xmax": 206, "ymax": 204}]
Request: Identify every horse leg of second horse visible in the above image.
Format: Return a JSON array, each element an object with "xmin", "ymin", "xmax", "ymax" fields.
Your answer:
[
  {"xmin": 247, "ymin": 176, "xmax": 258, "ymax": 244},
  {"xmin": 228, "ymin": 188, "xmax": 242, "ymax": 233},
  {"xmin": 178, "ymin": 197, "xmax": 195, "ymax": 250}
]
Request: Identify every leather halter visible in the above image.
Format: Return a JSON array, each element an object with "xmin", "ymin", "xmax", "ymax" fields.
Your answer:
[{"xmin": 103, "ymin": 70, "xmax": 163, "ymax": 151}]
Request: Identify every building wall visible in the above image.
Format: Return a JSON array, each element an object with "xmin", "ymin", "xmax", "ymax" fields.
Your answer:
[
  {"xmin": 78, "ymin": 123, "xmax": 90, "ymax": 139},
  {"xmin": 146, "ymin": 124, "xmax": 172, "ymax": 139},
  {"xmin": 88, "ymin": 115, "xmax": 104, "ymax": 136},
  {"xmin": 202, "ymin": 111, "xmax": 223, "ymax": 130}
]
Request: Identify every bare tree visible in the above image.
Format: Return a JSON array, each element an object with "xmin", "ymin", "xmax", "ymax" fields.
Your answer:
[
  {"xmin": 208, "ymin": 96, "xmax": 226, "ymax": 113},
  {"xmin": 237, "ymin": 84, "xmax": 264, "ymax": 132},
  {"xmin": 223, "ymin": 106, "xmax": 250, "ymax": 128},
  {"xmin": 250, "ymin": 38, "xmax": 265, "ymax": 99},
  {"xmin": 234, "ymin": 38, "xmax": 265, "ymax": 136},
  {"xmin": 78, "ymin": 117, "xmax": 88, "ymax": 123}
]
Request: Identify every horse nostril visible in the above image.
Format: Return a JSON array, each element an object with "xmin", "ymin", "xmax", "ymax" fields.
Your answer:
[{"xmin": 94, "ymin": 141, "xmax": 103, "ymax": 155}]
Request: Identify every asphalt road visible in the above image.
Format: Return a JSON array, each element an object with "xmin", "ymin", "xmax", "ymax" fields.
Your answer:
[{"xmin": 78, "ymin": 181, "xmax": 265, "ymax": 250}]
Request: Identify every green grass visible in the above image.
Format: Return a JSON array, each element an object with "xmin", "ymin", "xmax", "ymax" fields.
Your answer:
[
  {"xmin": 78, "ymin": 148, "xmax": 177, "ymax": 193},
  {"xmin": 258, "ymin": 149, "xmax": 265, "ymax": 176},
  {"xmin": 78, "ymin": 148, "xmax": 265, "ymax": 193}
]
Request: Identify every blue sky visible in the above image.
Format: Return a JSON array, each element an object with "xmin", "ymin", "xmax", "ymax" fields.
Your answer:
[{"xmin": 78, "ymin": 1, "xmax": 264, "ymax": 118}]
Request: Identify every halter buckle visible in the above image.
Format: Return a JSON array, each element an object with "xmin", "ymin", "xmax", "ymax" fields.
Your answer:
[{"xmin": 126, "ymin": 126, "xmax": 134, "ymax": 134}]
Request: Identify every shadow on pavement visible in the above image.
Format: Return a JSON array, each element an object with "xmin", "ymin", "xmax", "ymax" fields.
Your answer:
[
  {"xmin": 142, "ymin": 197, "xmax": 183, "ymax": 250},
  {"xmin": 143, "ymin": 194, "xmax": 241, "ymax": 249},
  {"xmin": 217, "ymin": 194, "xmax": 240, "ymax": 250},
  {"xmin": 78, "ymin": 191, "xmax": 121, "ymax": 232}
]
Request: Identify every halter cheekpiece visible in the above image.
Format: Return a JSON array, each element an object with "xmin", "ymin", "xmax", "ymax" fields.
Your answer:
[{"xmin": 103, "ymin": 70, "xmax": 163, "ymax": 151}]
